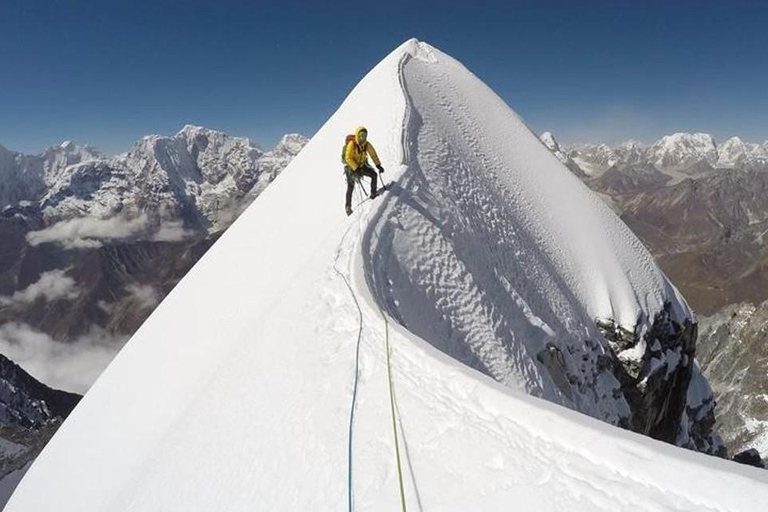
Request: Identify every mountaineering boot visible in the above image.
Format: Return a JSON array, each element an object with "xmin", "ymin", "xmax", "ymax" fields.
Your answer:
[{"xmin": 346, "ymin": 206, "xmax": 353, "ymax": 216}]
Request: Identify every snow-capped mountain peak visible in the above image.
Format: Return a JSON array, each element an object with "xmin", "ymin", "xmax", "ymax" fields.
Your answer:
[
  {"xmin": 176, "ymin": 123, "xmax": 218, "ymax": 138},
  {"xmin": 0, "ymin": 141, "xmax": 102, "ymax": 210},
  {"xmin": 271, "ymin": 133, "xmax": 310, "ymax": 158},
  {"xmin": 717, "ymin": 136, "xmax": 750, "ymax": 168},
  {"xmin": 648, "ymin": 132, "xmax": 718, "ymax": 170},
  {"xmin": 540, "ymin": 131, "xmax": 560, "ymax": 152}
]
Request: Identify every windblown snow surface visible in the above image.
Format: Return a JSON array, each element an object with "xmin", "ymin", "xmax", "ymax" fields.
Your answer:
[{"xmin": 6, "ymin": 39, "xmax": 768, "ymax": 511}]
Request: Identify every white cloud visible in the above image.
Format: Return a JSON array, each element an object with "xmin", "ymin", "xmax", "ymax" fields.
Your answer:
[
  {"xmin": 151, "ymin": 220, "xmax": 194, "ymax": 242},
  {"xmin": 25, "ymin": 214, "xmax": 198, "ymax": 249},
  {"xmin": 0, "ymin": 269, "xmax": 79, "ymax": 306},
  {"xmin": 0, "ymin": 323, "xmax": 125, "ymax": 394},
  {"xmin": 26, "ymin": 215, "xmax": 150, "ymax": 249},
  {"xmin": 125, "ymin": 283, "xmax": 160, "ymax": 310}
]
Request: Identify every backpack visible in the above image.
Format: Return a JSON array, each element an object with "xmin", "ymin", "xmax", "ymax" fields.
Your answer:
[
  {"xmin": 340, "ymin": 135, "xmax": 368, "ymax": 165},
  {"xmin": 340, "ymin": 134, "xmax": 356, "ymax": 164}
]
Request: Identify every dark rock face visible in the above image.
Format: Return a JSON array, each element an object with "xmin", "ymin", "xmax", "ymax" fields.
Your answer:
[
  {"xmin": 0, "ymin": 354, "xmax": 80, "ymax": 429},
  {"xmin": 598, "ymin": 305, "xmax": 724, "ymax": 455},
  {"xmin": 733, "ymin": 448, "xmax": 765, "ymax": 469}
]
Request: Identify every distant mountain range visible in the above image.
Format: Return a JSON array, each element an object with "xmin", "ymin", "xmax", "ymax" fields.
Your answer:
[
  {"xmin": 543, "ymin": 132, "xmax": 768, "ymax": 180},
  {"xmin": 1, "ymin": 126, "xmax": 308, "ymax": 234}
]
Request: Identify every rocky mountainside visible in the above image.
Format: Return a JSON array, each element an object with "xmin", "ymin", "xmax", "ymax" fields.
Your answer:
[
  {"xmin": 647, "ymin": 133, "xmax": 720, "ymax": 172},
  {"xmin": 697, "ymin": 302, "xmax": 768, "ymax": 467},
  {"xmin": 0, "ymin": 354, "xmax": 81, "ymax": 506},
  {"xmin": 620, "ymin": 169, "xmax": 768, "ymax": 314},
  {"xmin": 542, "ymin": 130, "xmax": 768, "ymax": 465},
  {"xmin": 0, "ymin": 354, "xmax": 80, "ymax": 430},
  {"xmin": 0, "ymin": 226, "xmax": 219, "ymax": 342}
]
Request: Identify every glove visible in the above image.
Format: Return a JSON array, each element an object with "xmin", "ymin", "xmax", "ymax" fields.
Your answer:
[{"xmin": 377, "ymin": 164, "xmax": 384, "ymax": 173}]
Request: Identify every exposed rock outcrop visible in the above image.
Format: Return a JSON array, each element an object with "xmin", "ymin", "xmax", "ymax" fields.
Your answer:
[{"xmin": 598, "ymin": 305, "xmax": 724, "ymax": 455}]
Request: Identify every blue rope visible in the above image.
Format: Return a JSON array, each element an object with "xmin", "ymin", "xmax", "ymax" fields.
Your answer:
[{"xmin": 332, "ymin": 222, "xmax": 364, "ymax": 512}]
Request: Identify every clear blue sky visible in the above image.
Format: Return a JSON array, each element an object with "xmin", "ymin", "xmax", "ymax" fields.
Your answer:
[{"xmin": 1, "ymin": 0, "xmax": 766, "ymax": 155}]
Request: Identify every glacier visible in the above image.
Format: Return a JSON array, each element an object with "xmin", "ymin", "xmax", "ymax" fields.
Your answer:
[{"xmin": 6, "ymin": 39, "xmax": 768, "ymax": 511}]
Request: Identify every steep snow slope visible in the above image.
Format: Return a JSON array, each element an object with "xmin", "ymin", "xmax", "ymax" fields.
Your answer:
[{"xmin": 7, "ymin": 39, "xmax": 768, "ymax": 511}]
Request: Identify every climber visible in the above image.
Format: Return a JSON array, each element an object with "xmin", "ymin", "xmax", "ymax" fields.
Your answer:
[{"xmin": 342, "ymin": 126, "xmax": 384, "ymax": 216}]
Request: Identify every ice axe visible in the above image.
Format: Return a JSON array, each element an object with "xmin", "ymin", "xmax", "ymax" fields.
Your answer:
[{"xmin": 376, "ymin": 164, "xmax": 388, "ymax": 190}]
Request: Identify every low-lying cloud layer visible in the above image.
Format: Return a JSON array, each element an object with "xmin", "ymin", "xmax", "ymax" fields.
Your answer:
[
  {"xmin": 25, "ymin": 214, "xmax": 195, "ymax": 249},
  {"xmin": 0, "ymin": 269, "xmax": 79, "ymax": 306},
  {"xmin": 0, "ymin": 323, "xmax": 125, "ymax": 394},
  {"xmin": 26, "ymin": 215, "xmax": 149, "ymax": 249},
  {"xmin": 150, "ymin": 219, "xmax": 195, "ymax": 242}
]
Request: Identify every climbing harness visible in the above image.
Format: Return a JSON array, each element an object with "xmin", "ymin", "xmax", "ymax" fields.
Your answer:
[{"xmin": 344, "ymin": 167, "xmax": 370, "ymax": 197}]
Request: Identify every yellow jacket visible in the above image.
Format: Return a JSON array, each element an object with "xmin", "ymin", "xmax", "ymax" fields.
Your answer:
[{"xmin": 344, "ymin": 126, "xmax": 381, "ymax": 171}]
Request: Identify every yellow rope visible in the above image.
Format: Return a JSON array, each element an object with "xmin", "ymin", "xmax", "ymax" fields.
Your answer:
[{"xmin": 380, "ymin": 308, "xmax": 408, "ymax": 512}]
